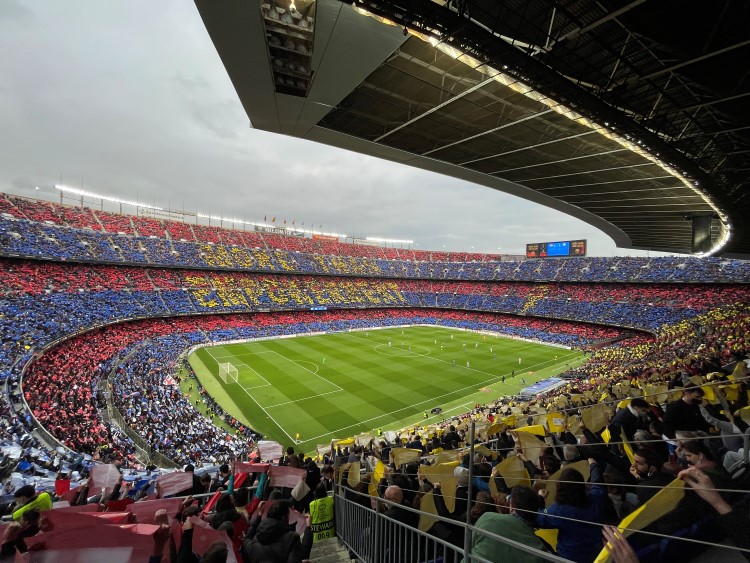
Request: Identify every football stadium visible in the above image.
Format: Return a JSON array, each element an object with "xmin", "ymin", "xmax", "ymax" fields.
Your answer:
[{"xmin": 1, "ymin": 1, "xmax": 750, "ymax": 562}]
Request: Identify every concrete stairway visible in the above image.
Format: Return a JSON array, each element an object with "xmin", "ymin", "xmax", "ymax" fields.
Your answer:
[{"xmin": 308, "ymin": 537, "xmax": 355, "ymax": 562}]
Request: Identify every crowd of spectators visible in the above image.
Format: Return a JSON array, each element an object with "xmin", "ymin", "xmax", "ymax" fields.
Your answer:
[
  {"xmin": 0, "ymin": 191, "xmax": 749, "ymax": 560},
  {"xmin": 337, "ymin": 302, "xmax": 750, "ymax": 563},
  {"xmin": 0, "ymin": 250, "xmax": 744, "ymax": 477},
  {"xmin": 2, "ymin": 205, "xmax": 750, "ymax": 282},
  {"xmin": 19, "ymin": 308, "xmax": 622, "ymax": 468},
  {"xmin": 110, "ymin": 329, "xmax": 259, "ymax": 465},
  {"xmin": 22, "ymin": 329, "xmax": 137, "ymax": 466},
  {"xmin": 0, "ymin": 193, "xmax": 498, "ymax": 263},
  {"xmin": 2, "ymin": 257, "xmax": 746, "ymax": 390}
]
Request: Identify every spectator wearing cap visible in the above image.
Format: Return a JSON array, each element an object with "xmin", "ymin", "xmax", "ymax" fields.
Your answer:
[
  {"xmin": 607, "ymin": 398, "xmax": 651, "ymax": 441},
  {"xmin": 663, "ymin": 388, "xmax": 710, "ymax": 440},
  {"xmin": 11, "ymin": 485, "xmax": 51, "ymax": 522}
]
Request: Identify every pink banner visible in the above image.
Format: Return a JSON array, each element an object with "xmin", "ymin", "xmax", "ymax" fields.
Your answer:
[
  {"xmin": 233, "ymin": 461, "xmax": 269, "ymax": 474},
  {"xmin": 258, "ymin": 440, "xmax": 283, "ymax": 460},
  {"xmin": 127, "ymin": 498, "xmax": 185, "ymax": 524},
  {"xmin": 156, "ymin": 471, "xmax": 193, "ymax": 497},
  {"xmin": 188, "ymin": 517, "xmax": 238, "ymax": 563},
  {"xmin": 24, "ymin": 521, "xmax": 153, "ymax": 562},
  {"xmin": 118, "ymin": 523, "xmax": 161, "ymax": 536},
  {"xmin": 106, "ymin": 498, "xmax": 134, "ymax": 513},
  {"xmin": 89, "ymin": 463, "xmax": 122, "ymax": 491},
  {"xmin": 288, "ymin": 507, "xmax": 308, "ymax": 535},
  {"xmin": 268, "ymin": 465, "xmax": 305, "ymax": 489},
  {"xmin": 51, "ymin": 503, "xmax": 100, "ymax": 514},
  {"xmin": 85, "ymin": 511, "xmax": 134, "ymax": 524},
  {"xmin": 58, "ymin": 486, "xmax": 82, "ymax": 503}
]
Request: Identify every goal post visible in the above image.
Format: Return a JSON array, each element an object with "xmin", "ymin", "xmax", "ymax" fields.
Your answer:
[{"xmin": 218, "ymin": 362, "xmax": 239, "ymax": 384}]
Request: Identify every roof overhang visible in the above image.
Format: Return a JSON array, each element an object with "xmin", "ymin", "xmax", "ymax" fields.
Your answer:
[{"xmin": 196, "ymin": 0, "xmax": 742, "ymax": 256}]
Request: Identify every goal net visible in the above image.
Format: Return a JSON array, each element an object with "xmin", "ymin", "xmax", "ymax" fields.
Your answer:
[{"xmin": 217, "ymin": 362, "xmax": 239, "ymax": 384}]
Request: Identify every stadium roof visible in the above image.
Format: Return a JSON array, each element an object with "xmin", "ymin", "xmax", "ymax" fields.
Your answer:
[{"xmin": 196, "ymin": 0, "xmax": 750, "ymax": 257}]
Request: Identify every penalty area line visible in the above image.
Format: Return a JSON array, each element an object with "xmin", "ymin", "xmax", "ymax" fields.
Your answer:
[
  {"xmin": 301, "ymin": 351, "xmax": 579, "ymax": 444},
  {"xmin": 265, "ymin": 389, "xmax": 343, "ymax": 409}
]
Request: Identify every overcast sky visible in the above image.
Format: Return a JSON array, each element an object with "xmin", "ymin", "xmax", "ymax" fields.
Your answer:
[{"xmin": 0, "ymin": 1, "xmax": 667, "ymax": 256}]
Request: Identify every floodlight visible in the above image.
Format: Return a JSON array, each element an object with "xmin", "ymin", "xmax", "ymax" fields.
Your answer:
[{"xmin": 54, "ymin": 184, "xmax": 163, "ymax": 211}]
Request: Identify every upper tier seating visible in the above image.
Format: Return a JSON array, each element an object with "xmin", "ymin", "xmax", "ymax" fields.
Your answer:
[
  {"xmin": 2, "ymin": 213, "xmax": 749, "ymax": 282},
  {"xmin": 2, "ymin": 256, "xmax": 746, "ymax": 386}
]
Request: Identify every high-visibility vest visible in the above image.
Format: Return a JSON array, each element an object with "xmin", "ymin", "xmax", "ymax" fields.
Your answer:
[
  {"xmin": 12, "ymin": 492, "xmax": 52, "ymax": 521},
  {"xmin": 309, "ymin": 495, "xmax": 335, "ymax": 542}
]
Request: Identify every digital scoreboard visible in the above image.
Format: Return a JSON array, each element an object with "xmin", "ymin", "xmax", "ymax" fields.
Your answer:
[{"xmin": 526, "ymin": 239, "xmax": 587, "ymax": 258}]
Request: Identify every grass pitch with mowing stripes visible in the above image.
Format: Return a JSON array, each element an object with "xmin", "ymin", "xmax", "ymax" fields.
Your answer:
[{"xmin": 188, "ymin": 326, "xmax": 585, "ymax": 451}]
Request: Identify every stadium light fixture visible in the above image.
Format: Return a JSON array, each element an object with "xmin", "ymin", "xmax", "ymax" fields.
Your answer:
[
  {"xmin": 196, "ymin": 213, "xmax": 346, "ymax": 238},
  {"xmin": 366, "ymin": 236, "xmax": 414, "ymax": 244},
  {"xmin": 350, "ymin": 9, "xmax": 733, "ymax": 255},
  {"xmin": 697, "ymin": 223, "xmax": 732, "ymax": 258},
  {"xmin": 54, "ymin": 184, "xmax": 163, "ymax": 211}
]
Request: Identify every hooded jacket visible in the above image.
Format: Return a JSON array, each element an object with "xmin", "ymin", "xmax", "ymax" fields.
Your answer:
[{"xmin": 242, "ymin": 517, "xmax": 308, "ymax": 563}]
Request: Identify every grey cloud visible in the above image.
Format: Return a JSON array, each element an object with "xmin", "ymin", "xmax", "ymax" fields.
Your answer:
[
  {"xmin": 0, "ymin": 0, "xmax": 651, "ymax": 257},
  {"xmin": 170, "ymin": 72, "xmax": 210, "ymax": 92},
  {"xmin": 0, "ymin": 0, "xmax": 32, "ymax": 24}
]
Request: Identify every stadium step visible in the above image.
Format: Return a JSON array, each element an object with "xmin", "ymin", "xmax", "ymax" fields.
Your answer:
[{"xmin": 309, "ymin": 537, "xmax": 355, "ymax": 562}]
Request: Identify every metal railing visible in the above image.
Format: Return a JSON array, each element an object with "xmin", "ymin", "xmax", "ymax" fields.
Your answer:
[
  {"xmin": 101, "ymin": 339, "xmax": 180, "ymax": 469},
  {"xmin": 105, "ymin": 401, "xmax": 179, "ymax": 469},
  {"xmin": 334, "ymin": 490, "xmax": 572, "ymax": 563}
]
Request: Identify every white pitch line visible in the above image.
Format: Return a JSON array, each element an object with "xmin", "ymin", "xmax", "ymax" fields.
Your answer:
[
  {"xmin": 441, "ymin": 403, "xmax": 476, "ymax": 416},
  {"xmin": 293, "ymin": 360, "xmax": 320, "ymax": 374},
  {"xmin": 204, "ymin": 350, "xmax": 272, "ymax": 389},
  {"xmin": 347, "ymin": 330, "xmax": 551, "ymax": 381},
  {"xmin": 240, "ymin": 363, "xmax": 273, "ymax": 389},
  {"xmin": 204, "ymin": 348, "xmax": 226, "ymax": 363},
  {"xmin": 203, "ymin": 347, "xmax": 295, "ymax": 442},
  {"xmin": 234, "ymin": 383, "xmax": 297, "ymax": 445},
  {"xmin": 301, "ymin": 351, "xmax": 579, "ymax": 444},
  {"xmin": 265, "ymin": 388, "xmax": 343, "ymax": 408},
  {"xmin": 268, "ymin": 351, "xmax": 343, "ymax": 392}
]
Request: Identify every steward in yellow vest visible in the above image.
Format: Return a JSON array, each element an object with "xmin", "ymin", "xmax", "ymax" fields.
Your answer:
[
  {"xmin": 12, "ymin": 485, "xmax": 52, "ymax": 521},
  {"xmin": 308, "ymin": 484, "xmax": 335, "ymax": 542}
]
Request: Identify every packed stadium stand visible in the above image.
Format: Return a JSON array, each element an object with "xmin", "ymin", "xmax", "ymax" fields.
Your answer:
[
  {"xmin": 1, "ymin": 194, "xmax": 749, "ymax": 562},
  {"xmin": 4, "ymin": 0, "xmax": 750, "ymax": 554}
]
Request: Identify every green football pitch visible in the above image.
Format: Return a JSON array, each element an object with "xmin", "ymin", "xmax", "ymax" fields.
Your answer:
[{"xmin": 188, "ymin": 326, "xmax": 586, "ymax": 452}]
